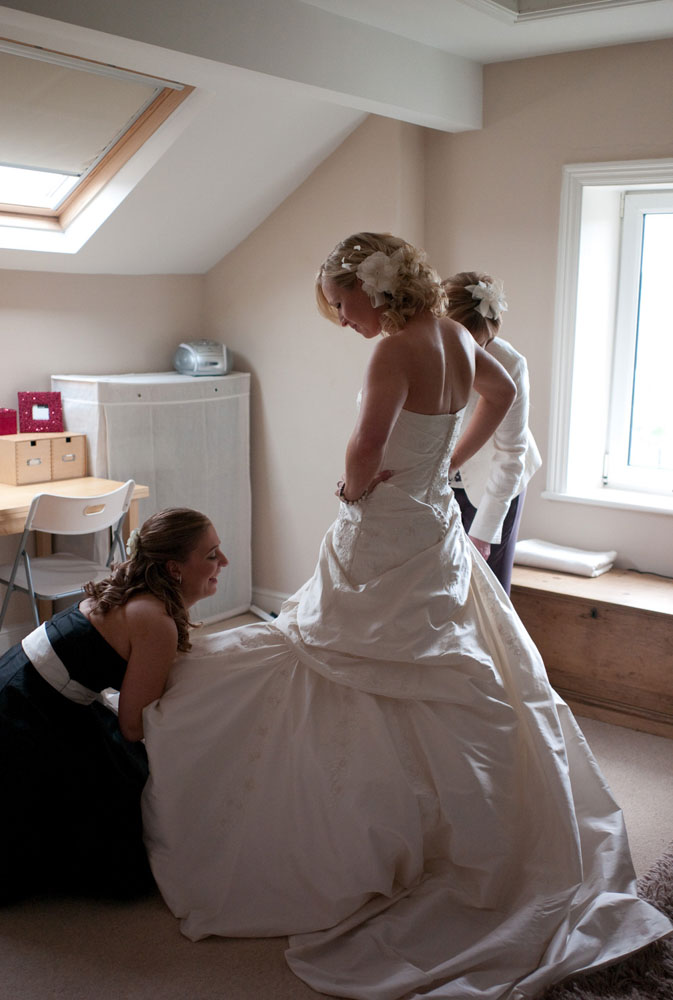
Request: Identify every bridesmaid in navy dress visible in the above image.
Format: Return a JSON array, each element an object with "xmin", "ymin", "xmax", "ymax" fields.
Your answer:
[{"xmin": 0, "ymin": 506, "xmax": 227, "ymax": 902}]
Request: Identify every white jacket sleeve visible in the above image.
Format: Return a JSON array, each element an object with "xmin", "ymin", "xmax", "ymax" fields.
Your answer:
[{"xmin": 466, "ymin": 351, "xmax": 530, "ymax": 545}]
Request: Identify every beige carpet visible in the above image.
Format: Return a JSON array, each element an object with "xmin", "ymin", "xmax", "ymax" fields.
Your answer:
[
  {"xmin": 2, "ymin": 614, "xmax": 672, "ymax": 999},
  {"xmin": 575, "ymin": 715, "xmax": 673, "ymax": 878}
]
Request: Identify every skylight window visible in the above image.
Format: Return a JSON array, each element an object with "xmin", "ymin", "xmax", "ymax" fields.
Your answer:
[
  {"xmin": 0, "ymin": 165, "xmax": 78, "ymax": 210},
  {"xmin": 0, "ymin": 38, "xmax": 193, "ymax": 249}
]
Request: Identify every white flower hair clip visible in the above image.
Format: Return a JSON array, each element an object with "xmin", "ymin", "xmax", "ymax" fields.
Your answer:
[
  {"xmin": 355, "ymin": 248, "xmax": 405, "ymax": 308},
  {"xmin": 125, "ymin": 527, "xmax": 140, "ymax": 559},
  {"xmin": 340, "ymin": 245, "xmax": 362, "ymax": 272},
  {"xmin": 465, "ymin": 280, "xmax": 508, "ymax": 321}
]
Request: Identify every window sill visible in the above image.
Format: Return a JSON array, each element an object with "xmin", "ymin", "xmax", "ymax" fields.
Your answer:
[{"xmin": 542, "ymin": 488, "xmax": 673, "ymax": 516}]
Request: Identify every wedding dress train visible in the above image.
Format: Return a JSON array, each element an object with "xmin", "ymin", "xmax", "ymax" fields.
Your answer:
[{"xmin": 142, "ymin": 408, "xmax": 671, "ymax": 999}]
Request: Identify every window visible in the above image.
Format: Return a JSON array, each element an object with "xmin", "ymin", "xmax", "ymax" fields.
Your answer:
[
  {"xmin": 548, "ymin": 159, "xmax": 673, "ymax": 514},
  {"xmin": 0, "ymin": 38, "xmax": 193, "ymax": 251},
  {"xmin": 608, "ymin": 192, "xmax": 673, "ymax": 493}
]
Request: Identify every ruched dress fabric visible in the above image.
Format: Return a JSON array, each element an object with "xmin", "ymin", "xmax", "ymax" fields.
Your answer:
[
  {"xmin": 142, "ymin": 408, "xmax": 672, "ymax": 1000},
  {"xmin": 0, "ymin": 605, "xmax": 152, "ymax": 901}
]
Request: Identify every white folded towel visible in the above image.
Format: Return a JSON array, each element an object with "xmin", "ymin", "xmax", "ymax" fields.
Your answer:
[{"xmin": 514, "ymin": 538, "xmax": 617, "ymax": 577}]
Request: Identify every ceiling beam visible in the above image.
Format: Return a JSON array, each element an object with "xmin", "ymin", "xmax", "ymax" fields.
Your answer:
[{"xmin": 1, "ymin": 0, "xmax": 483, "ymax": 132}]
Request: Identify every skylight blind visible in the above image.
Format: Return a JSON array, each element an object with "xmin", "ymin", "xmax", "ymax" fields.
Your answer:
[{"xmin": 0, "ymin": 50, "xmax": 161, "ymax": 176}]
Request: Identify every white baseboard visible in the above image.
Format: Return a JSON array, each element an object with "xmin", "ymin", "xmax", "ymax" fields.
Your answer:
[
  {"xmin": 199, "ymin": 603, "xmax": 255, "ymax": 626},
  {"xmin": 251, "ymin": 587, "xmax": 289, "ymax": 617}
]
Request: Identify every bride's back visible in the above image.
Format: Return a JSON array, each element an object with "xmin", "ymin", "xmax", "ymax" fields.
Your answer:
[{"xmin": 397, "ymin": 314, "xmax": 475, "ymax": 416}]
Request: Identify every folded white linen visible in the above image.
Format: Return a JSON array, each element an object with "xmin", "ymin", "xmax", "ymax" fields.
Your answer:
[{"xmin": 514, "ymin": 538, "xmax": 617, "ymax": 577}]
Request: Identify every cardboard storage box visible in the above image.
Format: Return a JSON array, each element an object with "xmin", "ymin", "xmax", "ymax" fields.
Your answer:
[{"xmin": 0, "ymin": 432, "xmax": 86, "ymax": 485}]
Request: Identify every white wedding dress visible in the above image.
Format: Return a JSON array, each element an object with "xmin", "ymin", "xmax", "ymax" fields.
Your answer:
[{"xmin": 142, "ymin": 407, "xmax": 672, "ymax": 1000}]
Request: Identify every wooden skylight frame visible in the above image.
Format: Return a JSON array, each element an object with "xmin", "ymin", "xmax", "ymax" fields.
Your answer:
[{"xmin": 0, "ymin": 38, "xmax": 194, "ymax": 234}]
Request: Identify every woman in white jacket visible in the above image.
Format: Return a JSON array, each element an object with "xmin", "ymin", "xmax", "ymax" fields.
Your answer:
[{"xmin": 444, "ymin": 271, "xmax": 541, "ymax": 594}]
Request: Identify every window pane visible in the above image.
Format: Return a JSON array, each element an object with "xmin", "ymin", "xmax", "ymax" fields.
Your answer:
[
  {"xmin": 628, "ymin": 212, "xmax": 673, "ymax": 472},
  {"xmin": 0, "ymin": 164, "xmax": 79, "ymax": 209}
]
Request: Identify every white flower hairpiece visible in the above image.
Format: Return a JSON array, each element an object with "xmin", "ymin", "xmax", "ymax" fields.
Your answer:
[
  {"xmin": 340, "ymin": 248, "xmax": 405, "ymax": 308},
  {"xmin": 125, "ymin": 527, "xmax": 140, "ymax": 559},
  {"xmin": 465, "ymin": 280, "xmax": 508, "ymax": 321}
]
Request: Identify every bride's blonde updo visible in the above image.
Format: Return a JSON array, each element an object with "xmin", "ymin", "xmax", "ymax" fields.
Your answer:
[{"xmin": 316, "ymin": 232, "xmax": 447, "ymax": 334}]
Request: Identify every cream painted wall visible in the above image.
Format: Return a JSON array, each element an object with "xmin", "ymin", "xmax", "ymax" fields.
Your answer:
[
  {"xmin": 425, "ymin": 38, "xmax": 673, "ymax": 578},
  {"xmin": 204, "ymin": 117, "xmax": 426, "ymax": 600},
  {"xmin": 0, "ymin": 271, "xmax": 203, "ymax": 627},
  {"xmin": 0, "ymin": 273, "xmax": 204, "ymax": 404}
]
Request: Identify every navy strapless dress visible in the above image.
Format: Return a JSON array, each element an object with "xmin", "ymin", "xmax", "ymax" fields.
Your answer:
[{"xmin": 0, "ymin": 604, "xmax": 152, "ymax": 901}]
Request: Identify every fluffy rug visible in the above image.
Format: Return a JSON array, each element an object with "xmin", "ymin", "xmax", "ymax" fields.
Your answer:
[{"xmin": 542, "ymin": 845, "xmax": 673, "ymax": 999}]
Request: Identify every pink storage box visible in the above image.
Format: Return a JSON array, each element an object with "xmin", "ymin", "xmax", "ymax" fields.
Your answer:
[{"xmin": 0, "ymin": 409, "xmax": 17, "ymax": 435}]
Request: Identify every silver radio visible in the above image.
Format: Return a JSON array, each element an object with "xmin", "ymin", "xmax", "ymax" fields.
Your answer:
[{"xmin": 173, "ymin": 340, "xmax": 231, "ymax": 376}]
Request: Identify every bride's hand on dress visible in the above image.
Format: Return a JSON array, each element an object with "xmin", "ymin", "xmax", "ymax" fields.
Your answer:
[
  {"xmin": 335, "ymin": 469, "xmax": 394, "ymax": 501},
  {"xmin": 366, "ymin": 469, "xmax": 394, "ymax": 494}
]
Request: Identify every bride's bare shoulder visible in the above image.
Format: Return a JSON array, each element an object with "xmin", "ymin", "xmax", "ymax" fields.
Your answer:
[
  {"xmin": 438, "ymin": 315, "xmax": 473, "ymax": 345},
  {"xmin": 373, "ymin": 315, "xmax": 474, "ymax": 369}
]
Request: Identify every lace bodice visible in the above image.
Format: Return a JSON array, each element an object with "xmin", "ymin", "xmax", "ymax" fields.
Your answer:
[{"xmin": 381, "ymin": 407, "xmax": 464, "ymax": 508}]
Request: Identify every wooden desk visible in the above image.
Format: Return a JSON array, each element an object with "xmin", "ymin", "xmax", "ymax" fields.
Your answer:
[
  {"xmin": 0, "ymin": 477, "xmax": 149, "ymax": 537},
  {"xmin": 0, "ymin": 478, "xmax": 150, "ymax": 622}
]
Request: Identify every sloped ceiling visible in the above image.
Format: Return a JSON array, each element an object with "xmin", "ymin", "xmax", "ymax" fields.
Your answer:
[{"xmin": 0, "ymin": 0, "xmax": 672, "ymax": 275}]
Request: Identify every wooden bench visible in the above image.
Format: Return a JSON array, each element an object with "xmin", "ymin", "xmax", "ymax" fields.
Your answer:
[{"xmin": 510, "ymin": 565, "xmax": 673, "ymax": 739}]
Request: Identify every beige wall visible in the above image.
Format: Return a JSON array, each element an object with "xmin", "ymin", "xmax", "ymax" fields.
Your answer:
[
  {"xmin": 204, "ymin": 117, "xmax": 427, "ymax": 600},
  {"xmin": 0, "ymin": 271, "xmax": 203, "ymax": 402},
  {"xmin": 426, "ymin": 38, "xmax": 673, "ymax": 577}
]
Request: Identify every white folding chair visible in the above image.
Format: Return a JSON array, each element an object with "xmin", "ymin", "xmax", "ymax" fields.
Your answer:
[{"xmin": 0, "ymin": 480, "xmax": 135, "ymax": 630}]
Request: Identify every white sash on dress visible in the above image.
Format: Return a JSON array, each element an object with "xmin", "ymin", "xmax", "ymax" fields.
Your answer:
[{"xmin": 22, "ymin": 623, "xmax": 99, "ymax": 705}]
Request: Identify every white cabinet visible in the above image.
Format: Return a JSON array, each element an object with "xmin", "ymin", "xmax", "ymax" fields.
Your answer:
[{"xmin": 51, "ymin": 372, "xmax": 251, "ymax": 623}]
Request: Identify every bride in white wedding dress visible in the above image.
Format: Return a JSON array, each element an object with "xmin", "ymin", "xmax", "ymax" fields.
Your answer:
[{"xmin": 142, "ymin": 233, "xmax": 672, "ymax": 1000}]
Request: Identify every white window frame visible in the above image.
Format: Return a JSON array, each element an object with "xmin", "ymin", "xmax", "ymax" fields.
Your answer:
[{"xmin": 546, "ymin": 158, "xmax": 673, "ymax": 516}]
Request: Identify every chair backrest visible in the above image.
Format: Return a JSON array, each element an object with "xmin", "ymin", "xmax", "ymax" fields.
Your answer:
[{"xmin": 25, "ymin": 480, "xmax": 136, "ymax": 535}]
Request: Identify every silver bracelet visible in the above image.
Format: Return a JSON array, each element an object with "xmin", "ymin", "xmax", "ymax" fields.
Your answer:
[{"xmin": 337, "ymin": 480, "xmax": 368, "ymax": 504}]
